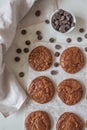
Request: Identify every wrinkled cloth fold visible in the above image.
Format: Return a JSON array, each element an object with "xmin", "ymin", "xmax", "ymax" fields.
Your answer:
[{"xmin": 0, "ymin": 0, "xmax": 36, "ymax": 117}]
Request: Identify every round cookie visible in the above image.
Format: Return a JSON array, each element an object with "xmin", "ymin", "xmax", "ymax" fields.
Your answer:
[
  {"xmin": 25, "ymin": 111, "xmax": 51, "ymax": 130},
  {"xmin": 28, "ymin": 76, "xmax": 55, "ymax": 104},
  {"xmin": 57, "ymin": 79, "xmax": 83, "ymax": 105},
  {"xmin": 60, "ymin": 47, "xmax": 85, "ymax": 73},
  {"xmin": 29, "ymin": 46, "xmax": 52, "ymax": 71},
  {"xmin": 56, "ymin": 112, "xmax": 83, "ymax": 130}
]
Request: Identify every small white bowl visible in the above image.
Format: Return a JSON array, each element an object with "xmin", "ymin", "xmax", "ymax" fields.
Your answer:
[{"xmin": 50, "ymin": 9, "xmax": 76, "ymax": 34}]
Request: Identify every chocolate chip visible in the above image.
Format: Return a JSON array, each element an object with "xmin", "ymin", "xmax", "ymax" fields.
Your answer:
[
  {"xmin": 14, "ymin": 57, "xmax": 20, "ymax": 62},
  {"xmin": 61, "ymin": 16, "xmax": 65, "ymax": 21},
  {"xmin": 71, "ymin": 22, "xmax": 75, "ymax": 27},
  {"xmin": 24, "ymin": 48, "xmax": 29, "ymax": 53},
  {"xmin": 19, "ymin": 72, "xmax": 24, "ymax": 77},
  {"xmin": 54, "ymin": 62, "xmax": 59, "ymax": 67},
  {"xmin": 45, "ymin": 19, "xmax": 50, "ymax": 24},
  {"xmin": 51, "ymin": 70, "xmax": 58, "ymax": 75},
  {"xmin": 16, "ymin": 48, "xmax": 22, "ymax": 53},
  {"xmin": 37, "ymin": 35, "xmax": 43, "ymax": 40},
  {"xmin": 64, "ymin": 12, "xmax": 69, "ymax": 16},
  {"xmin": 54, "ymin": 52, "xmax": 60, "ymax": 57},
  {"xmin": 66, "ymin": 16, "xmax": 70, "ymax": 21},
  {"xmin": 84, "ymin": 34, "xmax": 87, "ymax": 38},
  {"xmin": 49, "ymin": 38, "xmax": 55, "ymax": 43},
  {"xmin": 66, "ymin": 38, "xmax": 72, "ymax": 43},
  {"xmin": 21, "ymin": 29, "xmax": 27, "ymax": 35},
  {"xmin": 85, "ymin": 47, "xmax": 87, "ymax": 52},
  {"xmin": 77, "ymin": 37, "xmax": 82, "ymax": 42},
  {"xmin": 36, "ymin": 31, "xmax": 41, "ymax": 35},
  {"xmin": 35, "ymin": 10, "xmax": 41, "ymax": 17},
  {"xmin": 55, "ymin": 45, "xmax": 61, "ymax": 49},
  {"xmin": 25, "ymin": 40, "xmax": 31, "ymax": 45},
  {"xmin": 59, "ymin": 26, "xmax": 66, "ymax": 33},
  {"xmin": 79, "ymin": 28, "xmax": 85, "ymax": 33},
  {"xmin": 59, "ymin": 9, "xmax": 64, "ymax": 15}
]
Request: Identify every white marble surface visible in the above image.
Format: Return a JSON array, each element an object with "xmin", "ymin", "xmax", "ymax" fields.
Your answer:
[{"xmin": 0, "ymin": 0, "xmax": 87, "ymax": 130}]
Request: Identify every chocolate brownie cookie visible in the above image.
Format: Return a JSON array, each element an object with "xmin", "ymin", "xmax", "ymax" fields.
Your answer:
[
  {"xmin": 28, "ymin": 76, "xmax": 55, "ymax": 104},
  {"xmin": 29, "ymin": 46, "xmax": 52, "ymax": 71},
  {"xmin": 60, "ymin": 47, "xmax": 85, "ymax": 73},
  {"xmin": 57, "ymin": 79, "xmax": 83, "ymax": 105},
  {"xmin": 56, "ymin": 112, "xmax": 83, "ymax": 130},
  {"xmin": 25, "ymin": 111, "xmax": 51, "ymax": 130}
]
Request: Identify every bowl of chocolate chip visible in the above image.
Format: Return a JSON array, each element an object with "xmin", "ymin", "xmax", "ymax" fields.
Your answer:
[{"xmin": 51, "ymin": 9, "xmax": 76, "ymax": 33}]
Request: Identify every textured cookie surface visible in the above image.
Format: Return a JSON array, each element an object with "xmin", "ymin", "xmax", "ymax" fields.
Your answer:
[
  {"xmin": 29, "ymin": 46, "xmax": 52, "ymax": 71},
  {"xmin": 60, "ymin": 47, "xmax": 85, "ymax": 73},
  {"xmin": 56, "ymin": 112, "xmax": 83, "ymax": 130},
  {"xmin": 25, "ymin": 111, "xmax": 51, "ymax": 130},
  {"xmin": 57, "ymin": 78, "xmax": 83, "ymax": 105},
  {"xmin": 28, "ymin": 76, "xmax": 55, "ymax": 104}
]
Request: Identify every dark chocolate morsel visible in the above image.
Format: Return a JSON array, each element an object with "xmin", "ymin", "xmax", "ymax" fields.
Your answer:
[
  {"xmin": 36, "ymin": 31, "xmax": 42, "ymax": 35},
  {"xmin": 37, "ymin": 35, "xmax": 43, "ymax": 40},
  {"xmin": 54, "ymin": 62, "xmax": 59, "ymax": 67},
  {"xmin": 84, "ymin": 34, "xmax": 87, "ymax": 38},
  {"xmin": 54, "ymin": 52, "xmax": 60, "ymax": 57},
  {"xmin": 35, "ymin": 10, "xmax": 41, "ymax": 16},
  {"xmin": 49, "ymin": 38, "xmax": 55, "ymax": 43},
  {"xmin": 24, "ymin": 48, "xmax": 29, "ymax": 53},
  {"xmin": 51, "ymin": 70, "xmax": 58, "ymax": 75},
  {"xmin": 85, "ymin": 47, "xmax": 87, "ymax": 52},
  {"xmin": 21, "ymin": 29, "xmax": 27, "ymax": 35},
  {"xmin": 45, "ymin": 19, "xmax": 50, "ymax": 24},
  {"xmin": 66, "ymin": 38, "xmax": 72, "ymax": 43},
  {"xmin": 25, "ymin": 40, "xmax": 31, "ymax": 45},
  {"xmin": 19, "ymin": 72, "xmax": 24, "ymax": 77},
  {"xmin": 77, "ymin": 37, "xmax": 82, "ymax": 42},
  {"xmin": 14, "ymin": 57, "xmax": 20, "ymax": 62},
  {"xmin": 16, "ymin": 48, "xmax": 22, "ymax": 53},
  {"xmin": 79, "ymin": 28, "xmax": 85, "ymax": 33}
]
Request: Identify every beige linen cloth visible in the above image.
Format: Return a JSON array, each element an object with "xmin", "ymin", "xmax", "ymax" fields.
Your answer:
[{"xmin": 0, "ymin": 0, "xmax": 36, "ymax": 117}]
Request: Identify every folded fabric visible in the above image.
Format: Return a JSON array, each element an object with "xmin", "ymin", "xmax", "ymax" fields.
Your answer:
[{"xmin": 0, "ymin": 0, "xmax": 36, "ymax": 117}]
